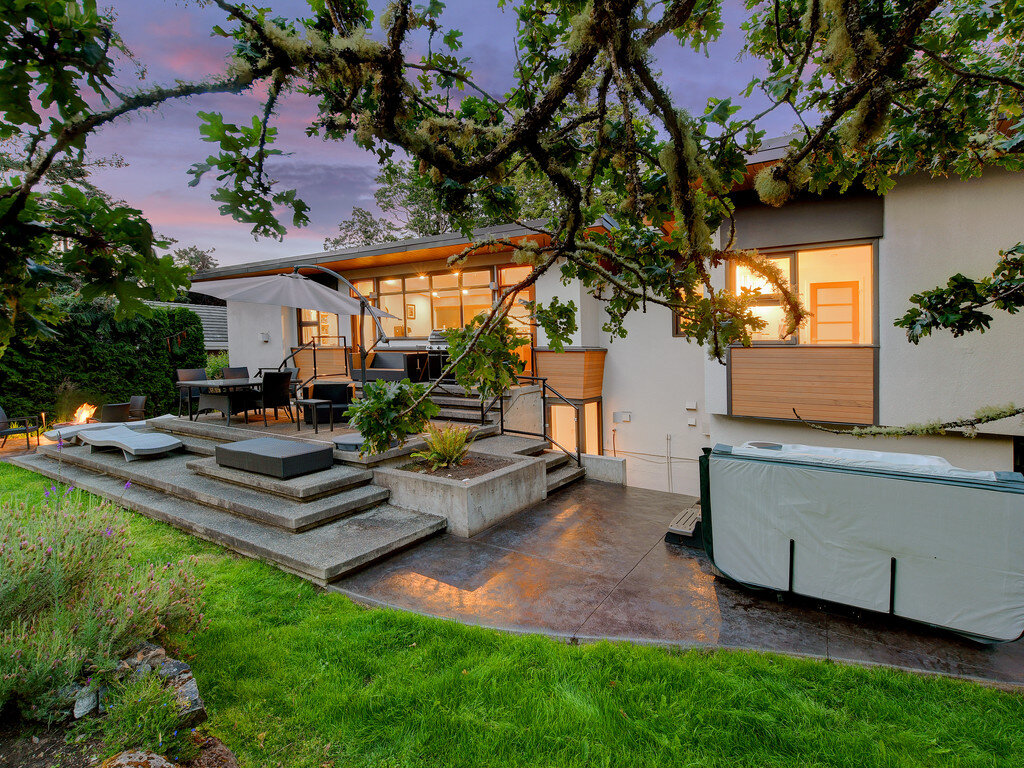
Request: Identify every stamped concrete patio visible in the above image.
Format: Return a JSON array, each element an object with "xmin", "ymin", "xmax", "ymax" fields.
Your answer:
[{"xmin": 331, "ymin": 479, "xmax": 1024, "ymax": 686}]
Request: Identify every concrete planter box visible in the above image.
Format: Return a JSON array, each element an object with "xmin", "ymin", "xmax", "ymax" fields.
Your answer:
[{"xmin": 373, "ymin": 456, "xmax": 546, "ymax": 538}]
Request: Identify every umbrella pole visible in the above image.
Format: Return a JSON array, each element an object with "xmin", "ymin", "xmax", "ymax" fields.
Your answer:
[{"xmin": 359, "ymin": 303, "xmax": 367, "ymax": 387}]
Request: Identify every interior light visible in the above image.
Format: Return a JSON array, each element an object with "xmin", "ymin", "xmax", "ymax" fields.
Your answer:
[
  {"xmin": 462, "ymin": 289, "xmax": 468, "ymax": 294},
  {"xmin": 432, "ymin": 291, "xmax": 438, "ymax": 297}
]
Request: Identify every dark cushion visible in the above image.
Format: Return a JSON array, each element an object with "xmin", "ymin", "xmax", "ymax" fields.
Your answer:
[
  {"xmin": 372, "ymin": 351, "xmax": 406, "ymax": 369},
  {"xmin": 215, "ymin": 437, "xmax": 333, "ymax": 479}
]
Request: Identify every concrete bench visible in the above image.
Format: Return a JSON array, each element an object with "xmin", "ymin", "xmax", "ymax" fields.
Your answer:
[
  {"xmin": 215, "ymin": 437, "xmax": 334, "ymax": 479},
  {"xmin": 78, "ymin": 425, "xmax": 183, "ymax": 462}
]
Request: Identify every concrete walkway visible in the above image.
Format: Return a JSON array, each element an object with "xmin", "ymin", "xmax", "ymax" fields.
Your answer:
[{"xmin": 331, "ymin": 479, "xmax": 1024, "ymax": 685}]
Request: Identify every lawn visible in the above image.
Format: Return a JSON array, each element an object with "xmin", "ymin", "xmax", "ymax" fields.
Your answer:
[{"xmin": 2, "ymin": 463, "xmax": 1022, "ymax": 767}]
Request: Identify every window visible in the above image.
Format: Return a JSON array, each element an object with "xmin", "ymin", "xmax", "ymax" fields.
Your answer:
[
  {"xmin": 297, "ymin": 309, "xmax": 339, "ymax": 345},
  {"xmin": 349, "ymin": 268, "xmax": 505, "ymax": 340},
  {"xmin": 727, "ymin": 243, "xmax": 874, "ymax": 345}
]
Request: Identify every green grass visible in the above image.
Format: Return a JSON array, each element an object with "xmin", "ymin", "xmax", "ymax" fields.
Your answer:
[{"xmin": 2, "ymin": 463, "xmax": 1022, "ymax": 767}]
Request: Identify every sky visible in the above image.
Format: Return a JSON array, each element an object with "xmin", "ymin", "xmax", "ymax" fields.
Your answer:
[{"xmin": 85, "ymin": 1, "xmax": 794, "ymax": 266}]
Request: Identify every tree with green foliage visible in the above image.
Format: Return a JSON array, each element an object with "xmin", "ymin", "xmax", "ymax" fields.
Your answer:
[
  {"xmin": 171, "ymin": 244, "xmax": 219, "ymax": 275},
  {"xmin": 2, "ymin": 0, "xmax": 1023, "ymax": 430}
]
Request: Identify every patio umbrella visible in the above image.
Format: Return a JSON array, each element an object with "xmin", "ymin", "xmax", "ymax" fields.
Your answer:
[{"xmin": 190, "ymin": 273, "xmax": 397, "ymax": 318}]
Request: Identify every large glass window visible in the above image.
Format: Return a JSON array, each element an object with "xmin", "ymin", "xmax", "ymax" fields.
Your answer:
[
  {"xmin": 728, "ymin": 243, "xmax": 874, "ymax": 345},
  {"xmin": 343, "ymin": 266, "xmax": 538, "ymax": 354}
]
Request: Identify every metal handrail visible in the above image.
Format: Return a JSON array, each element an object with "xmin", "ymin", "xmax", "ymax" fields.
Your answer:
[
  {"xmin": 272, "ymin": 334, "xmax": 350, "ymax": 396},
  {"xmin": 498, "ymin": 373, "xmax": 582, "ymax": 467}
]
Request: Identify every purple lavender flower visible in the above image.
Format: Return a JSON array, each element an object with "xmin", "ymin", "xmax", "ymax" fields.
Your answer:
[
  {"xmin": 43, "ymin": 489, "xmax": 49, "ymax": 499},
  {"xmin": 124, "ymin": 480, "xmax": 132, "ymax": 490},
  {"xmin": 103, "ymin": 526, "xmax": 114, "ymax": 538}
]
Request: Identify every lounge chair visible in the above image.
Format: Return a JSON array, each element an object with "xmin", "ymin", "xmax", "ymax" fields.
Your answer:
[
  {"xmin": 0, "ymin": 406, "xmax": 38, "ymax": 450},
  {"xmin": 78, "ymin": 425, "xmax": 183, "ymax": 462}
]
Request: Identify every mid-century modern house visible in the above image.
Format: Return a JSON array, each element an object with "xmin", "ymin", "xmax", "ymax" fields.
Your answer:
[{"xmin": 192, "ymin": 142, "xmax": 1024, "ymax": 496}]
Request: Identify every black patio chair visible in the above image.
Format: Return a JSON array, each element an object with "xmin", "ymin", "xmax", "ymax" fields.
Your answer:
[
  {"xmin": 128, "ymin": 395, "xmax": 147, "ymax": 421},
  {"xmin": 97, "ymin": 402, "xmax": 131, "ymax": 423},
  {"xmin": 258, "ymin": 371, "xmax": 295, "ymax": 426},
  {"xmin": 0, "ymin": 405, "xmax": 38, "ymax": 451},
  {"xmin": 176, "ymin": 368, "xmax": 207, "ymax": 418},
  {"xmin": 222, "ymin": 366, "xmax": 249, "ymax": 379}
]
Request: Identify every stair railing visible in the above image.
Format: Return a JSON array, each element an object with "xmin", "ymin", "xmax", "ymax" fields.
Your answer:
[
  {"xmin": 496, "ymin": 374, "xmax": 581, "ymax": 467},
  {"xmin": 266, "ymin": 334, "xmax": 348, "ymax": 396}
]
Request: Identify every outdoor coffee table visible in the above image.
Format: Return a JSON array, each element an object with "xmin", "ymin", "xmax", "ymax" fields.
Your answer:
[
  {"xmin": 215, "ymin": 437, "xmax": 334, "ymax": 479},
  {"xmin": 294, "ymin": 398, "xmax": 333, "ymax": 434},
  {"xmin": 175, "ymin": 378, "xmax": 262, "ymax": 426}
]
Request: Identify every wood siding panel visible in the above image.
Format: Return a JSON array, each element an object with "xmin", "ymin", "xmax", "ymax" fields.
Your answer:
[
  {"xmin": 730, "ymin": 346, "xmax": 875, "ymax": 425},
  {"xmin": 534, "ymin": 349, "xmax": 606, "ymax": 400}
]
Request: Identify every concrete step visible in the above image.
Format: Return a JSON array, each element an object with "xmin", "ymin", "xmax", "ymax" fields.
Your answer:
[
  {"xmin": 186, "ymin": 456, "xmax": 373, "ymax": 501},
  {"xmin": 10, "ymin": 453, "xmax": 446, "ymax": 586},
  {"xmin": 174, "ymin": 433, "xmax": 220, "ymax": 456},
  {"xmin": 543, "ymin": 451, "xmax": 570, "ymax": 471},
  {"xmin": 38, "ymin": 444, "xmax": 387, "ymax": 532},
  {"xmin": 546, "ymin": 464, "xmax": 586, "ymax": 494},
  {"xmin": 665, "ymin": 502, "xmax": 703, "ymax": 548},
  {"xmin": 428, "ymin": 395, "xmax": 485, "ymax": 408},
  {"xmin": 434, "ymin": 406, "xmax": 494, "ymax": 423},
  {"xmin": 469, "ymin": 434, "xmax": 550, "ymax": 457}
]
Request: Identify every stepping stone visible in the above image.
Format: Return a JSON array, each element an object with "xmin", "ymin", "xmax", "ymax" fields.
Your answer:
[{"xmin": 187, "ymin": 456, "xmax": 372, "ymax": 500}]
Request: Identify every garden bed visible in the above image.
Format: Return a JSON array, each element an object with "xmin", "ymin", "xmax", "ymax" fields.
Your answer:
[{"xmin": 400, "ymin": 454, "xmax": 515, "ymax": 481}]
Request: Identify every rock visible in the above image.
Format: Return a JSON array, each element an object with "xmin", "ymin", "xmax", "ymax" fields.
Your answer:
[
  {"xmin": 57, "ymin": 683, "xmax": 83, "ymax": 704},
  {"xmin": 190, "ymin": 737, "xmax": 240, "ymax": 768},
  {"xmin": 101, "ymin": 750, "xmax": 179, "ymax": 768},
  {"xmin": 157, "ymin": 659, "xmax": 191, "ymax": 681},
  {"xmin": 73, "ymin": 688, "xmax": 98, "ymax": 719},
  {"xmin": 127, "ymin": 642, "xmax": 166, "ymax": 669},
  {"xmin": 172, "ymin": 674, "xmax": 206, "ymax": 727},
  {"xmin": 131, "ymin": 662, "xmax": 153, "ymax": 679}
]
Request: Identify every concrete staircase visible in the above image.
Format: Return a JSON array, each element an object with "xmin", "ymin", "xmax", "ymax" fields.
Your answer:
[
  {"xmin": 469, "ymin": 434, "xmax": 586, "ymax": 494},
  {"xmin": 11, "ymin": 432, "xmax": 445, "ymax": 586}
]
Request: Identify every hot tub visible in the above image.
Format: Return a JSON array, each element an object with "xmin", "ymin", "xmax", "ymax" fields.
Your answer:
[{"xmin": 700, "ymin": 442, "xmax": 1024, "ymax": 642}]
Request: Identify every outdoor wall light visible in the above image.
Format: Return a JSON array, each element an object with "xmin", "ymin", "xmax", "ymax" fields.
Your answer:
[{"xmin": 259, "ymin": 332, "xmax": 270, "ymax": 343}]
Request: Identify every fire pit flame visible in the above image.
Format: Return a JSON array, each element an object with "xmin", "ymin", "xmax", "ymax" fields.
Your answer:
[{"xmin": 72, "ymin": 403, "xmax": 97, "ymax": 424}]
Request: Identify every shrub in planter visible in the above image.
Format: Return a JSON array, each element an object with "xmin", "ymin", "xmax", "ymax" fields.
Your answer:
[
  {"xmin": 344, "ymin": 378, "xmax": 439, "ymax": 455},
  {"xmin": 412, "ymin": 423, "xmax": 475, "ymax": 470},
  {"xmin": 0, "ymin": 488, "xmax": 204, "ymax": 721}
]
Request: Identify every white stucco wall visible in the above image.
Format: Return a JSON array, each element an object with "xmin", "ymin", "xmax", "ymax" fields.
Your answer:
[
  {"xmin": 225, "ymin": 301, "xmax": 293, "ymax": 373},
  {"xmin": 878, "ymin": 168, "xmax": 1024, "ymax": 439}
]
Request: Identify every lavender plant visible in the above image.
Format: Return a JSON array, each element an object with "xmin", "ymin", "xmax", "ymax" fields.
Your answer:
[{"xmin": 0, "ymin": 489, "xmax": 204, "ymax": 721}]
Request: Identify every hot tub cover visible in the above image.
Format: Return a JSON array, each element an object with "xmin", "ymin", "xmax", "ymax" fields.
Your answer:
[{"xmin": 703, "ymin": 442, "xmax": 1024, "ymax": 641}]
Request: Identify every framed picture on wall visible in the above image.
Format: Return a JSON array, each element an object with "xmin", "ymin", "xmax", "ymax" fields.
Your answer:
[{"xmin": 406, "ymin": 304, "xmax": 416, "ymax": 319}]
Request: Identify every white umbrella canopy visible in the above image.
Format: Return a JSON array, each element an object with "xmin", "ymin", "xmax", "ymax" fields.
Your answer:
[{"xmin": 190, "ymin": 273, "xmax": 396, "ymax": 318}]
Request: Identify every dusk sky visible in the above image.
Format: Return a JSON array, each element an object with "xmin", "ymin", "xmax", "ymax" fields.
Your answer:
[{"xmin": 87, "ymin": 1, "xmax": 793, "ymax": 266}]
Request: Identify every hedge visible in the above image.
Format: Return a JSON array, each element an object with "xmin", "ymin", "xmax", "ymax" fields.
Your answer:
[{"xmin": 0, "ymin": 297, "xmax": 206, "ymax": 422}]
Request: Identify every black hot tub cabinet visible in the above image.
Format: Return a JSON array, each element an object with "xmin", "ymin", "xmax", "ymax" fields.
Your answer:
[
  {"xmin": 216, "ymin": 437, "xmax": 333, "ymax": 479},
  {"xmin": 700, "ymin": 442, "xmax": 1024, "ymax": 642}
]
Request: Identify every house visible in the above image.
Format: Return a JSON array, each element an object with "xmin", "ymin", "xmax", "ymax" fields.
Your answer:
[{"xmin": 192, "ymin": 149, "xmax": 1024, "ymax": 496}]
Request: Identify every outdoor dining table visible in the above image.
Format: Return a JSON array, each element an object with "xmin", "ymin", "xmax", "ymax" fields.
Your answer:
[{"xmin": 175, "ymin": 377, "xmax": 263, "ymax": 426}]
